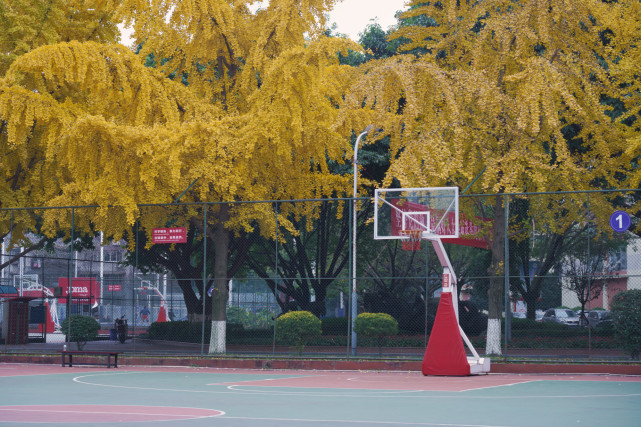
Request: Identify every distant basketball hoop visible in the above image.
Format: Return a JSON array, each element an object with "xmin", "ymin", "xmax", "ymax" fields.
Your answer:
[{"xmin": 400, "ymin": 229, "xmax": 423, "ymax": 251}]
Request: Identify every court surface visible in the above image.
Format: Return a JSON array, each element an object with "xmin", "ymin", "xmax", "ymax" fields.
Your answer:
[{"xmin": 1, "ymin": 363, "xmax": 640, "ymax": 426}]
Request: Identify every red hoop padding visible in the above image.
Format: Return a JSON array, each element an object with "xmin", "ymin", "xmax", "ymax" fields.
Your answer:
[{"xmin": 422, "ymin": 292, "xmax": 471, "ymax": 376}]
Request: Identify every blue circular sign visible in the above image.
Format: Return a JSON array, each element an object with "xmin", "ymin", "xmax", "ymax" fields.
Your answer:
[{"xmin": 610, "ymin": 211, "xmax": 631, "ymax": 232}]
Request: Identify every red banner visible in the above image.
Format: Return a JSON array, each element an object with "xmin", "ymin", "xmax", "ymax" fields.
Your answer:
[
  {"xmin": 391, "ymin": 199, "xmax": 490, "ymax": 249},
  {"xmin": 57, "ymin": 277, "xmax": 99, "ymax": 304}
]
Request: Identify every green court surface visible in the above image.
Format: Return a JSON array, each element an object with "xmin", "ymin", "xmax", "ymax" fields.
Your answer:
[{"xmin": 0, "ymin": 364, "xmax": 640, "ymax": 426}]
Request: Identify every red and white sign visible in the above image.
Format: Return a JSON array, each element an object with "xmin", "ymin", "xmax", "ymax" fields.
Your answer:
[
  {"xmin": 152, "ymin": 227, "xmax": 187, "ymax": 244},
  {"xmin": 57, "ymin": 277, "xmax": 99, "ymax": 304},
  {"xmin": 107, "ymin": 284, "xmax": 122, "ymax": 292},
  {"xmin": 443, "ymin": 273, "xmax": 451, "ymax": 289}
]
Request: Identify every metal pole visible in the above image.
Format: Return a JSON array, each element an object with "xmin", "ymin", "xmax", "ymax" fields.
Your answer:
[
  {"xmin": 67, "ymin": 208, "xmax": 74, "ymax": 344},
  {"xmin": 503, "ymin": 195, "xmax": 510, "ymax": 358},
  {"xmin": 425, "ymin": 242, "xmax": 430, "ymax": 346},
  {"xmin": 100, "ymin": 232, "xmax": 104, "ymax": 305},
  {"xmin": 201, "ymin": 204, "xmax": 207, "ymax": 355},
  {"xmin": 351, "ymin": 125, "xmax": 373, "ymax": 355},
  {"xmin": 587, "ymin": 193, "xmax": 591, "ymax": 352},
  {"xmin": 347, "ymin": 199, "xmax": 353, "ymax": 358},
  {"xmin": 133, "ymin": 222, "xmax": 138, "ymax": 352},
  {"xmin": 273, "ymin": 202, "xmax": 279, "ymax": 355}
]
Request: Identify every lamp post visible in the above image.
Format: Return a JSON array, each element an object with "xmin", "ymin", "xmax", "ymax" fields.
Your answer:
[{"xmin": 351, "ymin": 125, "xmax": 373, "ymax": 355}]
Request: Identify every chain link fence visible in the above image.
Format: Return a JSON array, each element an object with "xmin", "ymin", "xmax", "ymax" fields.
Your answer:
[{"xmin": 1, "ymin": 190, "xmax": 639, "ymax": 360}]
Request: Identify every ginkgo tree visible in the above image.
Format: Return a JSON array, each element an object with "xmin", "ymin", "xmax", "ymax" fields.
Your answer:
[
  {"xmin": 0, "ymin": 0, "xmax": 361, "ymax": 353},
  {"xmin": 343, "ymin": 0, "xmax": 633, "ymax": 355},
  {"xmin": 0, "ymin": 0, "xmax": 122, "ymax": 268},
  {"xmin": 603, "ymin": 0, "xmax": 641, "ymax": 186}
]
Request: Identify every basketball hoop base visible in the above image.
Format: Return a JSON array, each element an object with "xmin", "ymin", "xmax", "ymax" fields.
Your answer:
[{"xmin": 468, "ymin": 357, "xmax": 491, "ymax": 375}]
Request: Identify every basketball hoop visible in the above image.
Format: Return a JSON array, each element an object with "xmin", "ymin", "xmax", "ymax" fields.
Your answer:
[{"xmin": 400, "ymin": 229, "xmax": 422, "ymax": 251}]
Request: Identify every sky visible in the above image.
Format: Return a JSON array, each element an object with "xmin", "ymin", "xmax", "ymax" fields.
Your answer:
[
  {"xmin": 119, "ymin": 1, "xmax": 409, "ymax": 45},
  {"xmin": 328, "ymin": 0, "xmax": 408, "ymax": 40}
]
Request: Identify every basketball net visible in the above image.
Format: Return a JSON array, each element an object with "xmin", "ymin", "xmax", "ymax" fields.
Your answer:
[{"xmin": 399, "ymin": 229, "xmax": 422, "ymax": 251}]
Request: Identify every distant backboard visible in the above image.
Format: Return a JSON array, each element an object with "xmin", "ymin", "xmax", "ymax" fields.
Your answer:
[{"xmin": 374, "ymin": 187, "xmax": 459, "ymax": 240}]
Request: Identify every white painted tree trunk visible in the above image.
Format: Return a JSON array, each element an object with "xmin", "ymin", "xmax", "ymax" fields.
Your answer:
[
  {"xmin": 208, "ymin": 320, "xmax": 226, "ymax": 354},
  {"xmin": 485, "ymin": 318, "xmax": 502, "ymax": 355}
]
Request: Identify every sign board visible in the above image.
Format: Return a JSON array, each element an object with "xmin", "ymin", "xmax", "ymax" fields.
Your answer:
[
  {"xmin": 443, "ymin": 273, "xmax": 450, "ymax": 289},
  {"xmin": 610, "ymin": 211, "xmax": 631, "ymax": 233},
  {"xmin": 57, "ymin": 277, "xmax": 99, "ymax": 304},
  {"xmin": 107, "ymin": 284, "xmax": 122, "ymax": 292},
  {"xmin": 388, "ymin": 199, "xmax": 489, "ymax": 249},
  {"xmin": 152, "ymin": 227, "xmax": 187, "ymax": 244}
]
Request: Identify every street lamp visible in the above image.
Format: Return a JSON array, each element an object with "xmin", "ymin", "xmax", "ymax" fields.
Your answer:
[{"xmin": 351, "ymin": 125, "xmax": 373, "ymax": 355}]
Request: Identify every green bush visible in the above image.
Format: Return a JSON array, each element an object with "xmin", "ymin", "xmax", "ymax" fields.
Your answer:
[
  {"xmin": 60, "ymin": 315, "xmax": 100, "ymax": 350},
  {"xmin": 354, "ymin": 313, "xmax": 399, "ymax": 356},
  {"xmin": 227, "ymin": 306, "xmax": 276, "ymax": 329},
  {"xmin": 146, "ymin": 320, "xmax": 208, "ymax": 342},
  {"xmin": 610, "ymin": 289, "xmax": 641, "ymax": 359},
  {"xmin": 146, "ymin": 321, "xmax": 262, "ymax": 344},
  {"xmin": 275, "ymin": 311, "xmax": 322, "ymax": 355}
]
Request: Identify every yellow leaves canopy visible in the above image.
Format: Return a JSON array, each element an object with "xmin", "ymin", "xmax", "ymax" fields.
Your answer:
[
  {"xmin": 0, "ymin": 0, "xmax": 121, "ymax": 76},
  {"xmin": 1, "ymin": 0, "xmax": 360, "ymax": 241},
  {"xmin": 350, "ymin": 0, "xmax": 630, "ymax": 196}
]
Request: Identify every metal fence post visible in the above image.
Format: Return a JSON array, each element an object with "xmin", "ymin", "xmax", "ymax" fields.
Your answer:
[
  {"xmin": 273, "ymin": 202, "xmax": 278, "ymax": 355},
  {"xmin": 133, "ymin": 221, "xmax": 138, "ymax": 353},
  {"xmin": 587, "ymin": 193, "xmax": 592, "ymax": 352},
  {"xmin": 503, "ymin": 195, "xmax": 510, "ymax": 358},
  {"xmin": 347, "ymin": 197, "xmax": 353, "ymax": 358},
  {"xmin": 201, "ymin": 204, "xmax": 207, "ymax": 355},
  {"xmin": 67, "ymin": 207, "xmax": 74, "ymax": 344}
]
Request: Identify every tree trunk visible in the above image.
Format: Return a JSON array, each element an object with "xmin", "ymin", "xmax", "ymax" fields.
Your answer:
[
  {"xmin": 209, "ymin": 204, "xmax": 230, "ymax": 354},
  {"xmin": 486, "ymin": 195, "xmax": 506, "ymax": 355}
]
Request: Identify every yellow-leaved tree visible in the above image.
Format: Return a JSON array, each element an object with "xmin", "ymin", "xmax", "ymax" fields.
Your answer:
[
  {"xmin": 0, "ymin": 0, "xmax": 121, "ymax": 76},
  {"xmin": 0, "ymin": 0, "xmax": 122, "ymax": 265},
  {"xmin": 602, "ymin": 0, "xmax": 641, "ymax": 186},
  {"xmin": 0, "ymin": 0, "xmax": 359, "ymax": 353},
  {"xmin": 343, "ymin": 0, "xmax": 632, "ymax": 355}
]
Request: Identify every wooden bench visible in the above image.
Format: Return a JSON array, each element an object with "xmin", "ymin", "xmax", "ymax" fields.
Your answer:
[{"xmin": 61, "ymin": 351, "xmax": 121, "ymax": 368}]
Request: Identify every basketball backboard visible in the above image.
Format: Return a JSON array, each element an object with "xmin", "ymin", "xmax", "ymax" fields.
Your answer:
[{"xmin": 374, "ymin": 187, "xmax": 459, "ymax": 240}]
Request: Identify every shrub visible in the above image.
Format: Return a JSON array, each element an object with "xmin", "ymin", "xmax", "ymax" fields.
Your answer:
[
  {"xmin": 146, "ymin": 320, "xmax": 208, "ymax": 342},
  {"xmin": 354, "ymin": 313, "xmax": 399, "ymax": 356},
  {"xmin": 227, "ymin": 306, "xmax": 276, "ymax": 329},
  {"xmin": 146, "ymin": 321, "xmax": 255, "ymax": 344},
  {"xmin": 610, "ymin": 290, "xmax": 641, "ymax": 360},
  {"xmin": 60, "ymin": 315, "xmax": 100, "ymax": 350},
  {"xmin": 275, "ymin": 311, "xmax": 322, "ymax": 355}
]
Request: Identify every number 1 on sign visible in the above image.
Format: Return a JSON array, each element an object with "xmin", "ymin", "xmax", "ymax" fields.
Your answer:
[{"xmin": 610, "ymin": 210, "xmax": 631, "ymax": 233}]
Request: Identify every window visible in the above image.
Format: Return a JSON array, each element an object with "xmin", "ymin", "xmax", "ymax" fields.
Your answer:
[{"xmin": 104, "ymin": 251, "xmax": 122, "ymax": 262}]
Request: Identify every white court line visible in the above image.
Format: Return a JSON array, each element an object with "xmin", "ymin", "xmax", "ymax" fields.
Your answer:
[
  {"xmin": 219, "ymin": 415, "xmax": 513, "ymax": 427},
  {"xmin": 207, "ymin": 375, "xmax": 319, "ymax": 386},
  {"xmin": 71, "ymin": 372, "xmax": 641, "ymax": 399},
  {"xmin": 226, "ymin": 384, "xmax": 427, "ymax": 395},
  {"xmin": 0, "ymin": 407, "xmax": 225, "ymax": 419},
  {"xmin": 457, "ymin": 380, "xmax": 543, "ymax": 392}
]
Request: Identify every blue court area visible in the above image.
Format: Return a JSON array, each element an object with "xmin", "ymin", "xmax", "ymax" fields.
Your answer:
[{"xmin": 0, "ymin": 364, "xmax": 640, "ymax": 426}]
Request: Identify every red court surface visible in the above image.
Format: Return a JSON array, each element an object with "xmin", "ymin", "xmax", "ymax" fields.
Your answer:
[
  {"xmin": 0, "ymin": 405, "xmax": 223, "ymax": 423},
  {"xmin": 1, "ymin": 363, "xmax": 640, "ymax": 426}
]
